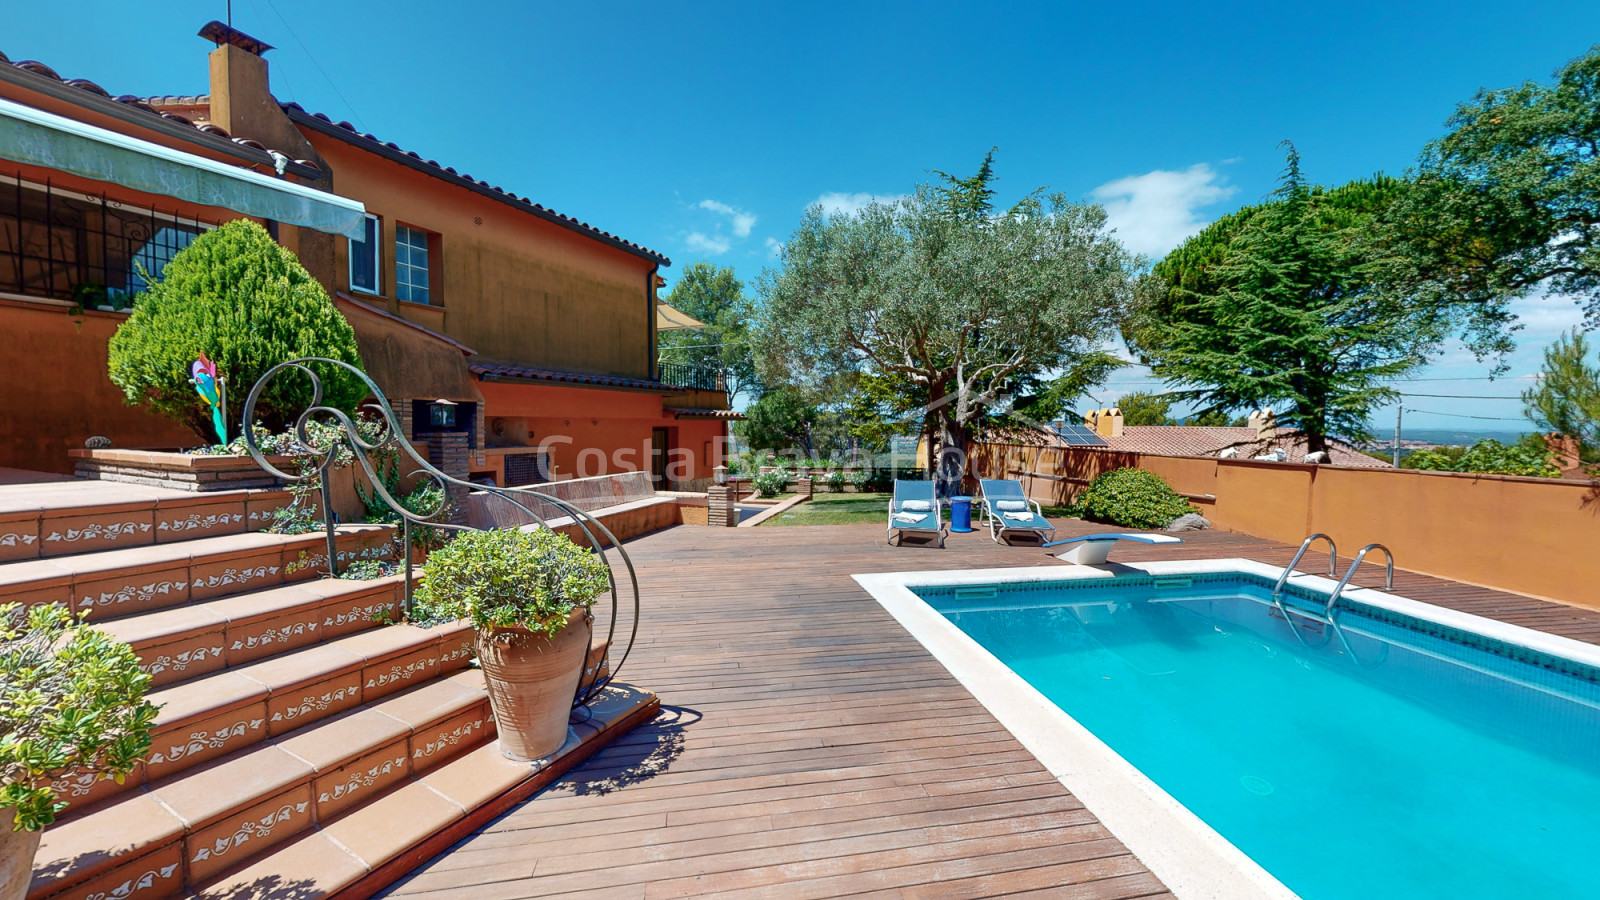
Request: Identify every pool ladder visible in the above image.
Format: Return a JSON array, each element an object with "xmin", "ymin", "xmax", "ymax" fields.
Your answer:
[{"xmin": 1272, "ymin": 535, "xmax": 1395, "ymax": 625}]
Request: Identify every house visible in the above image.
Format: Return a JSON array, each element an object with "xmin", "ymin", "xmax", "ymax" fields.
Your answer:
[
  {"xmin": 1063, "ymin": 408, "xmax": 1391, "ymax": 468},
  {"xmin": 0, "ymin": 22, "xmax": 733, "ymax": 488}
]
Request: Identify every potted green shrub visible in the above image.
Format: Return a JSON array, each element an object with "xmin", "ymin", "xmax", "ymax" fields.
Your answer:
[
  {"xmin": 413, "ymin": 529, "xmax": 610, "ymax": 761},
  {"xmin": 2, "ymin": 604, "xmax": 157, "ymax": 900}
]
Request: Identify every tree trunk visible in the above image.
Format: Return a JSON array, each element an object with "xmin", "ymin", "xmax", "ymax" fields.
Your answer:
[{"xmin": 934, "ymin": 411, "xmax": 969, "ymax": 500}]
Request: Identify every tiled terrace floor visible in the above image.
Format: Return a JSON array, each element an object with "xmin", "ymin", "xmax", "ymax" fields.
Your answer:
[{"xmin": 380, "ymin": 519, "xmax": 1600, "ymax": 899}]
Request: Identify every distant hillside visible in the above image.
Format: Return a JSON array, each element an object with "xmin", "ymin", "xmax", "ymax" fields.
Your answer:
[{"xmin": 1400, "ymin": 428, "xmax": 1533, "ymax": 446}]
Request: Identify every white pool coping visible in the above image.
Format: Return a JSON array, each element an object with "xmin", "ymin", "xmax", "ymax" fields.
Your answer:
[{"xmin": 853, "ymin": 557, "xmax": 1600, "ymax": 900}]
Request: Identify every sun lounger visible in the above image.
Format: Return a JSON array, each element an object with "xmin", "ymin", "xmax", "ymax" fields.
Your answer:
[
  {"xmin": 1042, "ymin": 532, "xmax": 1183, "ymax": 565},
  {"xmin": 977, "ymin": 479, "xmax": 1056, "ymax": 544},
  {"xmin": 887, "ymin": 479, "xmax": 946, "ymax": 547}
]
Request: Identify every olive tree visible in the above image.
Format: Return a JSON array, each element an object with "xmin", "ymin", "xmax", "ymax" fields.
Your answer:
[{"xmin": 754, "ymin": 155, "xmax": 1137, "ymax": 491}]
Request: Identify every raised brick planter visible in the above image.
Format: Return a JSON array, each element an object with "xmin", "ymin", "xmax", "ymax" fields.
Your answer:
[{"xmin": 69, "ymin": 448, "xmax": 291, "ymax": 491}]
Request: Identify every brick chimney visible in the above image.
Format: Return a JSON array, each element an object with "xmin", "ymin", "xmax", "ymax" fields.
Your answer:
[
  {"xmin": 1085, "ymin": 408, "xmax": 1123, "ymax": 438},
  {"xmin": 1248, "ymin": 408, "xmax": 1276, "ymax": 440}
]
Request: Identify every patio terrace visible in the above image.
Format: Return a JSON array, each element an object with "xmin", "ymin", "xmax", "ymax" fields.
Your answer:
[{"xmin": 379, "ymin": 517, "xmax": 1600, "ymax": 899}]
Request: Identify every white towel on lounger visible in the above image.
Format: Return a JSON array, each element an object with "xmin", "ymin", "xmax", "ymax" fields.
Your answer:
[
  {"xmin": 892, "ymin": 512, "xmax": 929, "ymax": 524},
  {"xmin": 1002, "ymin": 511, "xmax": 1036, "ymax": 522}
]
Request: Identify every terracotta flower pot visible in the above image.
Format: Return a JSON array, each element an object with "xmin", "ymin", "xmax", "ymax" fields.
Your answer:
[
  {"xmin": 1, "ymin": 827, "xmax": 40, "ymax": 900},
  {"xmin": 476, "ymin": 608, "xmax": 593, "ymax": 761}
]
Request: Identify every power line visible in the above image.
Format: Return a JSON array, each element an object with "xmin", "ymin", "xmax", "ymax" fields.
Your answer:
[
  {"xmin": 1402, "ymin": 407, "xmax": 1528, "ymax": 422},
  {"xmin": 261, "ymin": 0, "xmax": 367, "ymax": 131}
]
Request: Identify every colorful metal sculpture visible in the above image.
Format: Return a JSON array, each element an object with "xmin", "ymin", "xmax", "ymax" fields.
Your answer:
[{"xmin": 191, "ymin": 353, "xmax": 227, "ymax": 444}]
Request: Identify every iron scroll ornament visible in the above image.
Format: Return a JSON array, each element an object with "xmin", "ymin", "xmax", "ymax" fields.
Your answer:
[{"xmin": 240, "ymin": 357, "xmax": 640, "ymax": 709}]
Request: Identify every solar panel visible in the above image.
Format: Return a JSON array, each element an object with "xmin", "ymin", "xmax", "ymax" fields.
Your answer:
[{"xmin": 1052, "ymin": 421, "xmax": 1108, "ymax": 447}]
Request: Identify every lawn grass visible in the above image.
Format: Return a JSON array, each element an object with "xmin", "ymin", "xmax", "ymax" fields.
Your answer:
[{"xmin": 758, "ymin": 492, "xmax": 891, "ymax": 526}]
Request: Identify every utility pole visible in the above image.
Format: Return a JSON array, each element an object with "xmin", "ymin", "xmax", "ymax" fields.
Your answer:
[{"xmin": 1392, "ymin": 406, "xmax": 1403, "ymax": 468}]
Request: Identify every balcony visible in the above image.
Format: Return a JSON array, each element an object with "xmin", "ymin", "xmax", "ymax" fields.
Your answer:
[{"xmin": 656, "ymin": 360, "xmax": 724, "ymax": 393}]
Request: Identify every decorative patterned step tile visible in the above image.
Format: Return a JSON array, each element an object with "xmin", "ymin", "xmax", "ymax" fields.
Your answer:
[
  {"xmin": 27, "ymin": 793, "xmax": 186, "ymax": 900},
  {"xmin": 33, "ymin": 674, "xmax": 497, "ymax": 900},
  {"xmin": 189, "ymin": 684, "xmax": 659, "ymax": 900},
  {"xmin": 0, "ymin": 509, "xmax": 42, "ymax": 563},
  {"xmin": 152, "ymin": 494, "xmax": 248, "ymax": 544}
]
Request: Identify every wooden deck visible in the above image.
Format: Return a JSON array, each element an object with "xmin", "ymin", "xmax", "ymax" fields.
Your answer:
[{"xmin": 379, "ymin": 520, "xmax": 1600, "ymax": 899}]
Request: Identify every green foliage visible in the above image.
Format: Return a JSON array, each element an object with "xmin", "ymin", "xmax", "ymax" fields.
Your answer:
[
  {"xmin": 1007, "ymin": 352, "xmax": 1126, "ymax": 427},
  {"xmin": 737, "ymin": 386, "xmax": 821, "ymax": 455},
  {"xmin": 1, "ymin": 603, "xmax": 158, "ymax": 831},
  {"xmin": 1185, "ymin": 410, "xmax": 1247, "ymax": 427},
  {"xmin": 1396, "ymin": 44, "xmax": 1600, "ymax": 329},
  {"xmin": 823, "ymin": 470, "xmax": 847, "ymax": 488},
  {"xmin": 657, "ymin": 262, "xmax": 761, "ymax": 402},
  {"xmin": 845, "ymin": 468, "xmax": 873, "ymax": 488},
  {"xmin": 107, "ymin": 220, "xmax": 366, "ymax": 442},
  {"xmin": 1129, "ymin": 149, "xmax": 1444, "ymax": 451},
  {"xmin": 356, "ymin": 449, "xmax": 453, "ymax": 552},
  {"xmin": 413, "ymin": 529, "xmax": 610, "ymax": 636},
  {"xmin": 1523, "ymin": 329, "xmax": 1600, "ymax": 463},
  {"xmin": 1075, "ymin": 468, "xmax": 1193, "ymax": 530},
  {"xmin": 1117, "ymin": 391, "xmax": 1177, "ymax": 426},
  {"xmin": 756, "ymin": 151, "xmax": 1137, "ymax": 483},
  {"xmin": 751, "ymin": 470, "xmax": 789, "ymax": 498},
  {"xmin": 338, "ymin": 559, "xmax": 397, "ymax": 580},
  {"xmin": 1403, "ymin": 439, "xmax": 1560, "ymax": 478}
]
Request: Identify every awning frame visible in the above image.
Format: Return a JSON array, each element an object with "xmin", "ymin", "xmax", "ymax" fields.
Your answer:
[{"xmin": 0, "ymin": 96, "xmax": 367, "ymax": 239}]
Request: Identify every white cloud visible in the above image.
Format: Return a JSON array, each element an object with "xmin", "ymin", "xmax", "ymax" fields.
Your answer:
[
  {"xmin": 1091, "ymin": 163, "xmax": 1237, "ymax": 259},
  {"xmin": 811, "ymin": 191, "xmax": 907, "ymax": 218},
  {"xmin": 764, "ymin": 236, "xmax": 783, "ymax": 259},
  {"xmin": 1508, "ymin": 290, "xmax": 1587, "ymax": 340},
  {"xmin": 698, "ymin": 199, "xmax": 757, "ymax": 238},
  {"xmin": 685, "ymin": 231, "xmax": 731, "ymax": 255}
]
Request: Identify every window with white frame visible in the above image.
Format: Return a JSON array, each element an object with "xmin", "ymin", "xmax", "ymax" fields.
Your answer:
[
  {"xmin": 395, "ymin": 225, "xmax": 431, "ymax": 304},
  {"xmin": 348, "ymin": 213, "xmax": 379, "ymax": 294}
]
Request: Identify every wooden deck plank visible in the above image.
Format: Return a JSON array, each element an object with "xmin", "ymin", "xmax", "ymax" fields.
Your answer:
[{"xmin": 380, "ymin": 519, "xmax": 1600, "ymax": 899}]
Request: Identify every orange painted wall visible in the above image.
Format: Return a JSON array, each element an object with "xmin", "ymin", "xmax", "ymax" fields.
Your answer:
[
  {"xmin": 977, "ymin": 441, "xmax": 1600, "ymax": 607},
  {"xmin": 477, "ymin": 381, "xmax": 722, "ymax": 483},
  {"xmin": 0, "ymin": 301, "xmax": 198, "ymax": 473},
  {"xmin": 303, "ymin": 137, "xmax": 657, "ymax": 379}
]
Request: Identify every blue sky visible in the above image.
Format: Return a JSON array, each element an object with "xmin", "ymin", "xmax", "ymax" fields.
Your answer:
[{"xmin": 8, "ymin": 1, "xmax": 1599, "ymax": 433}]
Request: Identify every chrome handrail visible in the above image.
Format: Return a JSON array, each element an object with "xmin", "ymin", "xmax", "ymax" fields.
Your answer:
[
  {"xmin": 1271, "ymin": 533, "xmax": 1337, "ymax": 607},
  {"xmin": 1324, "ymin": 543, "xmax": 1395, "ymax": 618}
]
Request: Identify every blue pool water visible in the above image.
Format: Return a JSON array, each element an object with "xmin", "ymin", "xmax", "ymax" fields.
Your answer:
[{"xmin": 917, "ymin": 574, "xmax": 1600, "ymax": 899}]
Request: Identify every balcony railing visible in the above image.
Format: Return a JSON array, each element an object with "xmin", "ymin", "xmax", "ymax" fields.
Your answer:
[{"xmin": 657, "ymin": 361, "xmax": 724, "ymax": 393}]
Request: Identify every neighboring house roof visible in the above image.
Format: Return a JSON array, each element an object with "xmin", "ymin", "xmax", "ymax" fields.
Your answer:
[
  {"xmin": 1102, "ymin": 426, "xmax": 1389, "ymax": 468},
  {"xmin": 471, "ymin": 363, "xmax": 688, "ymax": 394},
  {"xmin": 276, "ymin": 102, "xmax": 671, "ymax": 267},
  {"xmin": 0, "ymin": 51, "xmax": 319, "ymax": 178},
  {"xmin": 995, "ymin": 423, "xmax": 1389, "ymax": 468}
]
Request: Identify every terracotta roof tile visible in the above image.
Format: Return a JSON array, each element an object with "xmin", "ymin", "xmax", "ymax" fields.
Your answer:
[
  {"xmin": 1102, "ymin": 426, "xmax": 1389, "ymax": 467},
  {"xmin": 470, "ymin": 363, "xmax": 687, "ymax": 393},
  {"xmin": 0, "ymin": 52, "xmax": 309, "ymax": 171},
  {"xmin": 279, "ymin": 101, "xmax": 670, "ymax": 266},
  {"xmin": 663, "ymin": 407, "xmax": 745, "ymax": 420}
]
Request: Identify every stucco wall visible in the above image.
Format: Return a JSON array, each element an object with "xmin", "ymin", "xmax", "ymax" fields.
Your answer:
[
  {"xmin": 1, "ymin": 301, "xmax": 197, "ymax": 473},
  {"xmin": 975, "ymin": 442, "xmax": 1600, "ymax": 607},
  {"xmin": 304, "ymin": 137, "xmax": 656, "ymax": 379}
]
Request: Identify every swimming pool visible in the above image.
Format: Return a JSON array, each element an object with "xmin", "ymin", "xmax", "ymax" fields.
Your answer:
[{"xmin": 857, "ymin": 561, "xmax": 1600, "ymax": 900}]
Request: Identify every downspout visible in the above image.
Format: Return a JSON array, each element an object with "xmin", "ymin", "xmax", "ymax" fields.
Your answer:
[{"xmin": 647, "ymin": 264, "xmax": 659, "ymax": 382}]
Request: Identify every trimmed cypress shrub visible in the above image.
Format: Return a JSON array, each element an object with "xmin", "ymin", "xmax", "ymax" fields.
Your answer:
[{"xmin": 107, "ymin": 220, "xmax": 366, "ymax": 442}]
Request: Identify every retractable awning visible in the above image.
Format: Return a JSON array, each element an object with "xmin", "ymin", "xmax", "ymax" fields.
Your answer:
[
  {"xmin": 656, "ymin": 300, "xmax": 707, "ymax": 331},
  {"xmin": 0, "ymin": 96, "xmax": 367, "ymax": 239}
]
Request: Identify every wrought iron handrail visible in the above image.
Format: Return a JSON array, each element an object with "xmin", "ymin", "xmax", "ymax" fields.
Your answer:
[
  {"xmin": 241, "ymin": 357, "xmax": 638, "ymax": 709},
  {"xmin": 656, "ymin": 361, "xmax": 723, "ymax": 392}
]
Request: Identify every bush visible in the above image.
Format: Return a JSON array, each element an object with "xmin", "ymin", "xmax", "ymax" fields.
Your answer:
[
  {"xmin": 108, "ymin": 220, "xmax": 367, "ymax": 442},
  {"xmin": 845, "ymin": 468, "xmax": 873, "ymax": 489},
  {"xmin": 1075, "ymin": 468, "xmax": 1193, "ymax": 530},
  {"xmin": 823, "ymin": 470, "xmax": 847, "ymax": 488},
  {"xmin": 1403, "ymin": 439, "xmax": 1560, "ymax": 478},
  {"xmin": 1, "ymin": 603, "xmax": 158, "ymax": 831},
  {"xmin": 751, "ymin": 470, "xmax": 788, "ymax": 498},
  {"xmin": 413, "ymin": 529, "xmax": 611, "ymax": 636}
]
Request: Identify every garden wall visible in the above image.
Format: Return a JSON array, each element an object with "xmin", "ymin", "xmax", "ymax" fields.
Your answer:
[{"xmin": 973, "ymin": 442, "xmax": 1600, "ymax": 607}]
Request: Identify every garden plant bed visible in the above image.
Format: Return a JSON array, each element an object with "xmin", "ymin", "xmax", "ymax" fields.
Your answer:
[{"xmin": 69, "ymin": 448, "xmax": 293, "ymax": 492}]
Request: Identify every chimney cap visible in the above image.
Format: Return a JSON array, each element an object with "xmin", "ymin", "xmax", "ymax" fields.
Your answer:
[{"xmin": 199, "ymin": 21, "xmax": 275, "ymax": 56}]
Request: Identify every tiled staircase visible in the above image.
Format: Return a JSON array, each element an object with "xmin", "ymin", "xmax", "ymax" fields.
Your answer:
[{"xmin": 1, "ymin": 482, "xmax": 657, "ymax": 900}]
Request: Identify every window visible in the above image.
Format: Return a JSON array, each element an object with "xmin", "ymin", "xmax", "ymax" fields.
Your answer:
[
  {"xmin": 0, "ymin": 173, "xmax": 209, "ymax": 305},
  {"xmin": 395, "ymin": 225, "xmax": 431, "ymax": 304},
  {"xmin": 348, "ymin": 213, "xmax": 379, "ymax": 294}
]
